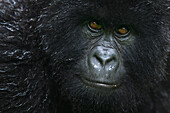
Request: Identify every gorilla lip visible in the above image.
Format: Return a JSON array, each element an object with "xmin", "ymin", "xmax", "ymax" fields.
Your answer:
[{"xmin": 78, "ymin": 76, "xmax": 121, "ymax": 89}]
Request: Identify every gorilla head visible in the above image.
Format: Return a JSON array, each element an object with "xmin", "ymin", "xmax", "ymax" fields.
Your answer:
[{"xmin": 0, "ymin": 0, "xmax": 169, "ymax": 113}]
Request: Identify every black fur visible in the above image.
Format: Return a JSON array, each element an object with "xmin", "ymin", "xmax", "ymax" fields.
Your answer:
[{"xmin": 0, "ymin": 0, "xmax": 169, "ymax": 113}]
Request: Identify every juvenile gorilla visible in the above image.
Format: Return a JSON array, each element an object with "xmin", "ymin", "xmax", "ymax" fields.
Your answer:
[{"xmin": 0, "ymin": 0, "xmax": 169, "ymax": 113}]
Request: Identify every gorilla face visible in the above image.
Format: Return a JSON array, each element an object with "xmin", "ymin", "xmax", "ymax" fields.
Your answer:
[
  {"xmin": 0, "ymin": 0, "xmax": 169, "ymax": 113},
  {"xmin": 40, "ymin": 0, "xmax": 168, "ymax": 112},
  {"xmin": 79, "ymin": 22, "xmax": 135, "ymax": 88}
]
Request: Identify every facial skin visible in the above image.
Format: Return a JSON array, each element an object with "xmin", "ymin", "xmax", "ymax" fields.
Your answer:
[
  {"xmin": 0, "ymin": 0, "xmax": 169, "ymax": 113},
  {"xmin": 78, "ymin": 21, "xmax": 136, "ymax": 89}
]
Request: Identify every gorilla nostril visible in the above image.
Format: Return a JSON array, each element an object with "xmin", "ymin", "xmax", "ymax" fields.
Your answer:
[
  {"xmin": 105, "ymin": 56, "xmax": 116, "ymax": 64},
  {"xmin": 94, "ymin": 54, "xmax": 104, "ymax": 66}
]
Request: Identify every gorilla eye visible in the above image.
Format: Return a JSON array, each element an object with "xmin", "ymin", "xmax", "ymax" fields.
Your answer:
[
  {"xmin": 88, "ymin": 21, "xmax": 102, "ymax": 31},
  {"xmin": 115, "ymin": 26, "xmax": 130, "ymax": 36}
]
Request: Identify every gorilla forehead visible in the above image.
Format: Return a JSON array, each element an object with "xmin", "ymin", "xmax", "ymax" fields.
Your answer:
[{"xmin": 54, "ymin": 0, "xmax": 158, "ymax": 25}]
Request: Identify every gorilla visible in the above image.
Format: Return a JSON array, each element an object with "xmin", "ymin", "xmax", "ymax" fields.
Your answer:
[{"xmin": 0, "ymin": 0, "xmax": 169, "ymax": 113}]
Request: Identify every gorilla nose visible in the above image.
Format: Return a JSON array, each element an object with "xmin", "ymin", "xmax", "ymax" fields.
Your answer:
[
  {"xmin": 88, "ymin": 46, "xmax": 119, "ymax": 75},
  {"xmin": 94, "ymin": 48, "xmax": 116, "ymax": 66}
]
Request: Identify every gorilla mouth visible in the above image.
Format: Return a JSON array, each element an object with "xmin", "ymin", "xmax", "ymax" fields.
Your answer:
[{"xmin": 78, "ymin": 76, "xmax": 121, "ymax": 89}]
